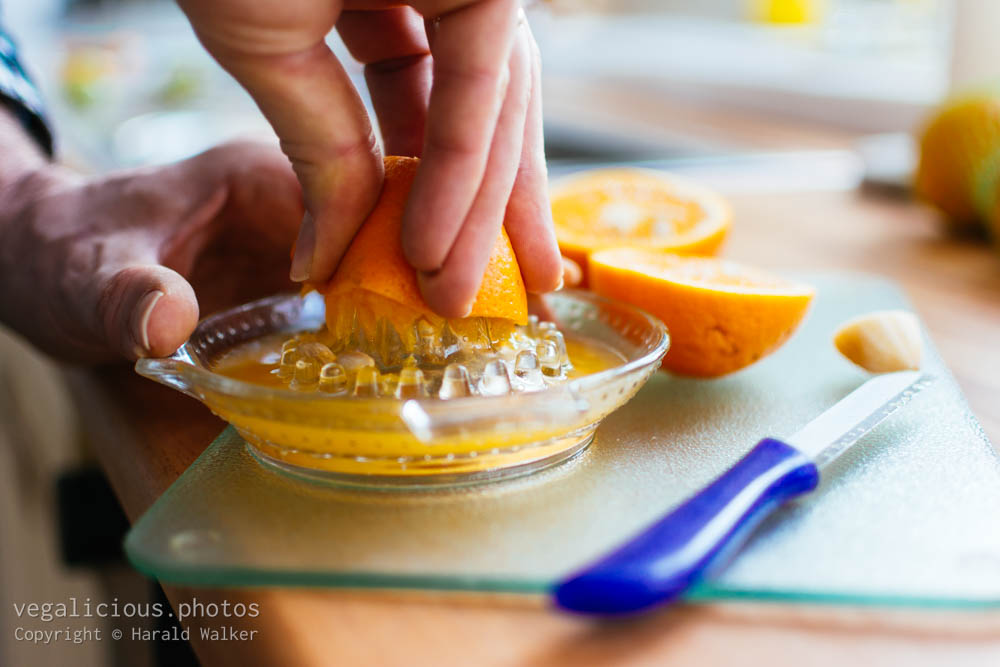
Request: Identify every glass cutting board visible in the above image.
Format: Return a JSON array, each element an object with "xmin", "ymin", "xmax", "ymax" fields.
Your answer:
[{"xmin": 126, "ymin": 274, "xmax": 1000, "ymax": 608}]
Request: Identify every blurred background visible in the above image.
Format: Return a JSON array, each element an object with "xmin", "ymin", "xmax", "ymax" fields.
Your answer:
[
  {"xmin": 1, "ymin": 0, "xmax": 980, "ymax": 170},
  {"xmin": 1, "ymin": 1, "xmax": 996, "ymax": 666}
]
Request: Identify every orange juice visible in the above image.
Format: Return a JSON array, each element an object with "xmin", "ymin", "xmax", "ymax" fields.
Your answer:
[{"xmin": 209, "ymin": 330, "xmax": 625, "ymax": 478}]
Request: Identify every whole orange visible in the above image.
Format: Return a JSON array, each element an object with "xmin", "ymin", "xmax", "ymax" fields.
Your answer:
[{"xmin": 915, "ymin": 93, "xmax": 1000, "ymax": 232}]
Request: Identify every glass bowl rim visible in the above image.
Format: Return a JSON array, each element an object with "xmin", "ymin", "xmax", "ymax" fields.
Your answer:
[{"xmin": 135, "ymin": 288, "xmax": 669, "ymax": 410}]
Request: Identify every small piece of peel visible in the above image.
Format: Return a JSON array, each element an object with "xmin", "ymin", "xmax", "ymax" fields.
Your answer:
[{"xmin": 834, "ymin": 310, "xmax": 923, "ymax": 373}]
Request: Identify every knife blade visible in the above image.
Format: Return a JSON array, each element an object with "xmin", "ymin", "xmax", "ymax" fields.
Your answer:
[
  {"xmin": 786, "ymin": 370, "xmax": 929, "ymax": 468},
  {"xmin": 554, "ymin": 371, "xmax": 932, "ymax": 615}
]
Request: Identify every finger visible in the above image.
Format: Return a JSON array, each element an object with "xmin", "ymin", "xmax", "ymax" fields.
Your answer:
[
  {"xmin": 401, "ymin": 0, "xmax": 521, "ymax": 272},
  {"xmin": 181, "ymin": 5, "xmax": 382, "ymax": 284},
  {"xmin": 246, "ymin": 49, "xmax": 380, "ymax": 283},
  {"xmin": 93, "ymin": 263, "xmax": 199, "ymax": 360},
  {"xmin": 198, "ymin": 140, "xmax": 304, "ymax": 250},
  {"xmin": 337, "ymin": 8, "xmax": 431, "ymax": 157},
  {"xmin": 562, "ymin": 256, "xmax": 583, "ymax": 288},
  {"xmin": 149, "ymin": 141, "xmax": 302, "ymax": 273},
  {"xmin": 502, "ymin": 25, "xmax": 563, "ymax": 294},
  {"xmin": 165, "ymin": 141, "xmax": 305, "ymax": 314},
  {"xmin": 418, "ymin": 21, "xmax": 530, "ymax": 317}
]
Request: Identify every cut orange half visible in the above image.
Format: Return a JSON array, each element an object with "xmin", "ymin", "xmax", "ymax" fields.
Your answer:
[
  {"xmin": 588, "ymin": 249, "xmax": 814, "ymax": 377},
  {"xmin": 550, "ymin": 168, "xmax": 731, "ymax": 283},
  {"xmin": 319, "ymin": 156, "xmax": 528, "ymax": 333}
]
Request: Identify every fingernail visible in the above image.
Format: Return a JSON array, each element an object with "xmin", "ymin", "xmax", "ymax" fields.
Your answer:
[
  {"xmin": 554, "ymin": 275, "xmax": 565, "ymax": 291},
  {"xmin": 133, "ymin": 290, "xmax": 164, "ymax": 357},
  {"xmin": 290, "ymin": 212, "xmax": 316, "ymax": 282}
]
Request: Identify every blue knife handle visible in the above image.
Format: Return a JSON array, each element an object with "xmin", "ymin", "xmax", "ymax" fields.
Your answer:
[{"xmin": 553, "ymin": 438, "xmax": 820, "ymax": 615}]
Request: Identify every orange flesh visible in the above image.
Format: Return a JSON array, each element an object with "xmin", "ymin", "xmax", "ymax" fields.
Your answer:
[
  {"xmin": 550, "ymin": 168, "xmax": 731, "ymax": 283},
  {"xmin": 588, "ymin": 250, "xmax": 814, "ymax": 378},
  {"xmin": 553, "ymin": 182, "xmax": 706, "ymax": 242}
]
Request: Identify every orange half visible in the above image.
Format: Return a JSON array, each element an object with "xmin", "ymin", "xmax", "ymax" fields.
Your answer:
[
  {"xmin": 319, "ymin": 156, "xmax": 528, "ymax": 333},
  {"xmin": 588, "ymin": 249, "xmax": 814, "ymax": 377},
  {"xmin": 551, "ymin": 168, "xmax": 731, "ymax": 282}
]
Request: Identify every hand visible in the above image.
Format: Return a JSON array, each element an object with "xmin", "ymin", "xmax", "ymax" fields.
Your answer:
[
  {"xmin": 177, "ymin": 0, "xmax": 563, "ymax": 318},
  {"xmin": 0, "ymin": 141, "xmax": 303, "ymax": 362}
]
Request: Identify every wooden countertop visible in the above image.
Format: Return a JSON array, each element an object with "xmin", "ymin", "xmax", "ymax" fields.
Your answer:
[{"xmin": 65, "ymin": 185, "xmax": 1000, "ymax": 666}]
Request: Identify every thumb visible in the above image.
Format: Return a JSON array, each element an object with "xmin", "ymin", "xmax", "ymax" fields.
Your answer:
[{"xmin": 94, "ymin": 264, "xmax": 199, "ymax": 360}]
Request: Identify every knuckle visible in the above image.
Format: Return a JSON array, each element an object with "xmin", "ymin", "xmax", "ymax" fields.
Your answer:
[
  {"xmin": 424, "ymin": 130, "xmax": 481, "ymax": 160},
  {"xmin": 333, "ymin": 131, "xmax": 380, "ymax": 161},
  {"xmin": 281, "ymin": 131, "xmax": 378, "ymax": 172},
  {"xmin": 434, "ymin": 60, "xmax": 502, "ymax": 92}
]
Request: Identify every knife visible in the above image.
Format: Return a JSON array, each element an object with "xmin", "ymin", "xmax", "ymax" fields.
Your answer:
[{"xmin": 554, "ymin": 370, "xmax": 931, "ymax": 615}]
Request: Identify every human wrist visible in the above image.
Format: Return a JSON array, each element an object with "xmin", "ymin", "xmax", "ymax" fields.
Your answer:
[
  {"xmin": 0, "ymin": 155, "xmax": 87, "ymax": 360},
  {"xmin": 0, "ymin": 151, "xmax": 78, "ymax": 324},
  {"xmin": 0, "ymin": 107, "xmax": 73, "ymax": 238}
]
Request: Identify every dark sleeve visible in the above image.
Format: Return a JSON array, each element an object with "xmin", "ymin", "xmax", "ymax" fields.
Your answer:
[{"xmin": 0, "ymin": 24, "xmax": 53, "ymax": 156}]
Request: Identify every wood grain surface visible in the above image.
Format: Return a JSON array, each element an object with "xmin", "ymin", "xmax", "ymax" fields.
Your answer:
[{"xmin": 65, "ymin": 185, "xmax": 1000, "ymax": 666}]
